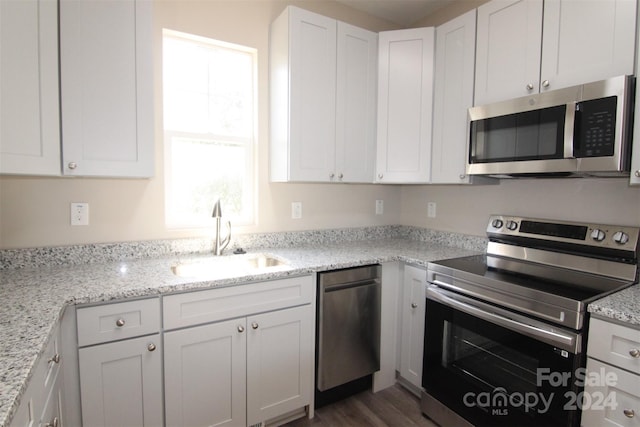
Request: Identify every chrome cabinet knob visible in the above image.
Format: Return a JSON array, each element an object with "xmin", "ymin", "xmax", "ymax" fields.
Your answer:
[
  {"xmin": 237, "ymin": 325, "xmax": 245, "ymax": 333},
  {"xmin": 623, "ymin": 409, "xmax": 635, "ymax": 418},
  {"xmin": 67, "ymin": 162, "xmax": 77, "ymax": 170},
  {"xmin": 338, "ymin": 173, "xmax": 343, "ymax": 179},
  {"xmin": 329, "ymin": 173, "xmax": 335, "ymax": 179},
  {"xmin": 411, "ymin": 303, "xmax": 418, "ymax": 309},
  {"xmin": 459, "ymin": 174, "xmax": 466, "ymax": 180},
  {"xmin": 629, "ymin": 348, "xmax": 640, "ymax": 358},
  {"xmin": 526, "ymin": 83, "xmax": 534, "ymax": 91},
  {"xmin": 378, "ymin": 173, "xmax": 383, "ymax": 179},
  {"xmin": 45, "ymin": 417, "xmax": 59, "ymax": 427},
  {"xmin": 635, "ymin": 170, "xmax": 640, "ymax": 177},
  {"xmin": 147, "ymin": 343, "xmax": 156, "ymax": 352},
  {"xmin": 251, "ymin": 322, "xmax": 259, "ymax": 330},
  {"xmin": 116, "ymin": 318, "xmax": 125, "ymax": 327},
  {"xmin": 48, "ymin": 354, "xmax": 61, "ymax": 364},
  {"xmin": 542, "ymin": 80, "xmax": 550, "ymax": 88}
]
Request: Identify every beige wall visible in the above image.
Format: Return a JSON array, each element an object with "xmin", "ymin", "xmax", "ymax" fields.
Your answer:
[
  {"xmin": 1, "ymin": 0, "xmax": 639, "ymax": 249},
  {"xmin": 401, "ymin": 179, "xmax": 640, "ymax": 237},
  {"xmin": 0, "ymin": 0, "xmax": 401, "ymax": 249}
]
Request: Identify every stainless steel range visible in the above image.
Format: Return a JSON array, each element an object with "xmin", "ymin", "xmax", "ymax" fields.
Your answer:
[{"xmin": 421, "ymin": 215, "xmax": 639, "ymax": 427}]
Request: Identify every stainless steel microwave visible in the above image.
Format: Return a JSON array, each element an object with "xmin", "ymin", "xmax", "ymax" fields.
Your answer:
[{"xmin": 466, "ymin": 75, "xmax": 635, "ymax": 177}]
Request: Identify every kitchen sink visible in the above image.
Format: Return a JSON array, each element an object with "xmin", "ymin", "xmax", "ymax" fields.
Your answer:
[{"xmin": 171, "ymin": 254, "xmax": 290, "ymax": 278}]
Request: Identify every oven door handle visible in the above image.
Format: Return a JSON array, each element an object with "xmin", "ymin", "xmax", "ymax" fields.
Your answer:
[{"xmin": 427, "ymin": 286, "xmax": 580, "ymax": 354}]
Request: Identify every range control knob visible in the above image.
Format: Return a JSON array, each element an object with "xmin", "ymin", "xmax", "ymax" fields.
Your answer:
[
  {"xmin": 613, "ymin": 231, "xmax": 630, "ymax": 245},
  {"xmin": 591, "ymin": 229, "xmax": 606, "ymax": 242},
  {"xmin": 506, "ymin": 220, "xmax": 518, "ymax": 231},
  {"xmin": 491, "ymin": 219, "xmax": 504, "ymax": 229}
]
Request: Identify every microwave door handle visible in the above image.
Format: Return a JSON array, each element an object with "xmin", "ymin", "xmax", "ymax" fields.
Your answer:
[
  {"xmin": 426, "ymin": 286, "xmax": 579, "ymax": 353},
  {"xmin": 564, "ymin": 102, "xmax": 577, "ymax": 158}
]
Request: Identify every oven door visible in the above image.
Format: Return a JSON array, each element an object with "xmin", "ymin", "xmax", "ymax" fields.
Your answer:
[{"xmin": 423, "ymin": 285, "xmax": 583, "ymax": 427}]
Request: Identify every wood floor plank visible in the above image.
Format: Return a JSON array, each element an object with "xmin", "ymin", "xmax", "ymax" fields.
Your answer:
[{"xmin": 285, "ymin": 384, "xmax": 438, "ymax": 427}]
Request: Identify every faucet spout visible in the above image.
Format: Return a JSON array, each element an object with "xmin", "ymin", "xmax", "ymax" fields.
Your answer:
[{"xmin": 212, "ymin": 200, "xmax": 231, "ymax": 255}]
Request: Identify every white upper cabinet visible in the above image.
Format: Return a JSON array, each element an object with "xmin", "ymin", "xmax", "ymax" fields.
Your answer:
[
  {"xmin": 376, "ymin": 27, "xmax": 434, "ymax": 184},
  {"xmin": 0, "ymin": 0, "xmax": 61, "ymax": 175},
  {"xmin": 475, "ymin": 0, "xmax": 636, "ymax": 106},
  {"xmin": 431, "ymin": 10, "xmax": 477, "ymax": 184},
  {"xmin": 335, "ymin": 22, "xmax": 378, "ymax": 183},
  {"xmin": 270, "ymin": 6, "xmax": 377, "ymax": 183},
  {"xmin": 60, "ymin": 0, "xmax": 154, "ymax": 177},
  {"xmin": 475, "ymin": 0, "xmax": 543, "ymax": 106},
  {"xmin": 541, "ymin": 0, "xmax": 636, "ymax": 93}
]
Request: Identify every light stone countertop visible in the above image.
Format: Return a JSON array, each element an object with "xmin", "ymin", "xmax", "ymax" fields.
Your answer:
[
  {"xmin": 0, "ymin": 237, "xmax": 479, "ymax": 427},
  {"xmin": 587, "ymin": 283, "xmax": 640, "ymax": 327},
  {"xmin": 1, "ymin": 234, "xmax": 638, "ymax": 427}
]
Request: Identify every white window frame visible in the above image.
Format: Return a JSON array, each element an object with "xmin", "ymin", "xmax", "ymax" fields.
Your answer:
[{"xmin": 162, "ymin": 29, "xmax": 257, "ymax": 229}]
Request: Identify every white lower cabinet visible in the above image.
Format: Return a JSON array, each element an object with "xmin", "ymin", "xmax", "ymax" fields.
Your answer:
[
  {"xmin": 581, "ymin": 318, "xmax": 640, "ymax": 427},
  {"xmin": 10, "ymin": 322, "xmax": 64, "ymax": 427},
  {"xmin": 163, "ymin": 275, "xmax": 315, "ymax": 427},
  {"xmin": 76, "ymin": 298, "xmax": 163, "ymax": 427},
  {"xmin": 398, "ymin": 264, "xmax": 427, "ymax": 391},
  {"xmin": 78, "ymin": 334, "xmax": 163, "ymax": 427}
]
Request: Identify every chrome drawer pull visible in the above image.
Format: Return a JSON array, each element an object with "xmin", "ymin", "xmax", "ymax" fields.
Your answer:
[
  {"xmin": 411, "ymin": 303, "xmax": 418, "ymax": 309},
  {"xmin": 623, "ymin": 409, "xmax": 635, "ymax": 418},
  {"xmin": 48, "ymin": 354, "xmax": 61, "ymax": 364},
  {"xmin": 237, "ymin": 325, "xmax": 245, "ymax": 333},
  {"xmin": 116, "ymin": 318, "xmax": 125, "ymax": 327},
  {"xmin": 629, "ymin": 348, "xmax": 640, "ymax": 358},
  {"xmin": 251, "ymin": 322, "xmax": 259, "ymax": 330},
  {"xmin": 147, "ymin": 343, "xmax": 156, "ymax": 352},
  {"xmin": 45, "ymin": 417, "xmax": 59, "ymax": 427}
]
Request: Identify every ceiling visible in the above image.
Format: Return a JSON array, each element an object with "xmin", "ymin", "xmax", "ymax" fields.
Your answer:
[{"xmin": 335, "ymin": 0, "xmax": 455, "ymax": 27}]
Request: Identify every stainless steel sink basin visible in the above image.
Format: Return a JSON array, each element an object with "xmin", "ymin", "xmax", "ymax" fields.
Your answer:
[{"xmin": 171, "ymin": 254, "xmax": 289, "ymax": 278}]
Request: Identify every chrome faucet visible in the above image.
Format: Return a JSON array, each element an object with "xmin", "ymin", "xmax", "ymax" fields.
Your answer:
[{"xmin": 211, "ymin": 199, "xmax": 231, "ymax": 255}]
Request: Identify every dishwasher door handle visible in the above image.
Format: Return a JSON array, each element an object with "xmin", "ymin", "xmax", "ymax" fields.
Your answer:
[{"xmin": 322, "ymin": 279, "xmax": 379, "ymax": 293}]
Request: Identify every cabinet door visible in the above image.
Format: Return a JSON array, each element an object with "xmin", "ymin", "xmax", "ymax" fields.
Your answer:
[
  {"xmin": 78, "ymin": 334, "xmax": 163, "ymax": 427},
  {"xmin": 376, "ymin": 27, "xmax": 434, "ymax": 183},
  {"xmin": 335, "ymin": 22, "xmax": 377, "ymax": 183},
  {"xmin": 581, "ymin": 358, "xmax": 640, "ymax": 427},
  {"xmin": 475, "ymin": 0, "xmax": 543, "ymax": 105},
  {"xmin": 431, "ymin": 10, "xmax": 476, "ymax": 184},
  {"xmin": 246, "ymin": 305, "xmax": 313, "ymax": 426},
  {"xmin": 39, "ymin": 370, "xmax": 64, "ymax": 427},
  {"xmin": 541, "ymin": 0, "xmax": 636, "ymax": 93},
  {"xmin": 271, "ymin": 6, "xmax": 336, "ymax": 182},
  {"xmin": 164, "ymin": 319, "xmax": 247, "ymax": 427},
  {"xmin": 0, "ymin": 0, "xmax": 60, "ymax": 175},
  {"xmin": 399, "ymin": 265, "xmax": 426, "ymax": 389},
  {"xmin": 59, "ymin": 0, "xmax": 153, "ymax": 177}
]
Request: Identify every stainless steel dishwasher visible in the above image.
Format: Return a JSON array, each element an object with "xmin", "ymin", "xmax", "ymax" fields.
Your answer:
[{"xmin": 316, "ymin": 264, "xmax": 381, "ymax": 403}]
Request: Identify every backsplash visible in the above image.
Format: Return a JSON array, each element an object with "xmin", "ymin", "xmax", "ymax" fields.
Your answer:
[{"xmin": 0, "ymin": 225, "xmax": 486, "ymax": 270}]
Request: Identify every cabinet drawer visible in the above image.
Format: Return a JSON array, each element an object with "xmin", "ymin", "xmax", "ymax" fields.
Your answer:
[
  {"xmin": 163, "ymin": 275, "xmax": 313, "ymax": 330},
  {"xmin": 588, "ymin": 318, "xmax": 640, "ymax": 374},
  {"xmin": 581, "ymin": 358, "xmax": 640, "ymax": 427},
  {"xmin": 77, "ymin": 298, "xmax": 160, "ymax": 347}
]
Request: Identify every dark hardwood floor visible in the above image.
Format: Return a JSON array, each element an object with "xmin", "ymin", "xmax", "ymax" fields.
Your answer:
[{"xmin": 285, "ymin": 384, "xmax": 438, "ymax": 427}]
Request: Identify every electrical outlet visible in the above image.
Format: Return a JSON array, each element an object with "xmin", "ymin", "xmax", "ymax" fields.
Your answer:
[
  {"xmin": 427, "ymin": 202, "xmax": 437, "ymax": 218},
  {"xmin": 71, "ymin": 202, "xmax": 89, "ymax": 226},
  {"xmin": 375, "ymin": 200, "xmax": 384, "ymax": 215},
  {"xmin": 291, "ymin": 202, "xmax": 302, "ymax": 219}
]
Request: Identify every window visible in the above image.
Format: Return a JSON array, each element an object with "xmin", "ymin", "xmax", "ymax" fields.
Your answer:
[{"xmin": 163, "ymin": 29, "xmax": 256, "ymax": 228}]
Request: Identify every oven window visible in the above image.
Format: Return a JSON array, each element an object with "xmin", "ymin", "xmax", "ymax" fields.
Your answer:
[
  {"xmin": 423, "ymin": 298, "xmax": 582, "ymax": 427},
  {"xmin": 469, "ymin": 105, "xmax": 566, "ymax": 163},
  {"xmin": 443, "ymin": 321, "xmax": 539, "ymax": 397}
]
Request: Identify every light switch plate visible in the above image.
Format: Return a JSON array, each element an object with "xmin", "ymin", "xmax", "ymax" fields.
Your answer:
[
  {"xmin": 375, "ymin": 200, "xmax": 384, "ymax": 215},
  {"xmin": 71, "ymin": 202, "xmax": 89, "ymax": 226},
  {"xmin": 291, "ymin": 202, "xmax": 302, "ymax": 219}
]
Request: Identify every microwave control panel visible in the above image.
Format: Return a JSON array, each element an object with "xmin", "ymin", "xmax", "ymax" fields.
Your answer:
[{"xmin": 574, "ymin": 96, "xmax": 617, "ymax": 158}]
